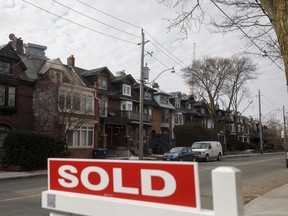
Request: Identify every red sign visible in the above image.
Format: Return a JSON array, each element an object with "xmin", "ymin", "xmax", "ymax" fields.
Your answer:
[{"xmin": 48, "ymin": 159, "xmax": 199, "ymax": 208}]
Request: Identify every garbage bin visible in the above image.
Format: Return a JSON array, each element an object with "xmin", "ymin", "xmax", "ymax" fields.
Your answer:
[{"xmin": 93, "ymin": 148, "xmax": 107, "ymax": 159}]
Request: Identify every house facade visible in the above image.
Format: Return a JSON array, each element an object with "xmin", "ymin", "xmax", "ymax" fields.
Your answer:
[
  {"xmin": 0, "ymin": 35, "xmax": 271, "ymax": 158},
  {"xmin": 0, "ymin": 41, "xmax": 33, "ymax": 148}
]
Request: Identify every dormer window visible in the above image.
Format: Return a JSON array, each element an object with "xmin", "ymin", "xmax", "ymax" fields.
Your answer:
[
  {"xmin": 0, "ymin": 61, "xmax": 11, "ymax": 73},
  {"xmin": 175, "ymin": 99, "xmax": 180, "ymax": 108},
  {"xmin": 144, "ymin": 92, "xmax": 152, "ymax": 100},
  {"xmin": 98, "ymin": 77, "xmax": 108, "ymax": 90},
  {"xmin": 160, "ymin": 95, "xmax": 168, "ymax": 104},
  {"xmin": 122, "ymin": 84, "xmax": 131, "ymax": 96}
]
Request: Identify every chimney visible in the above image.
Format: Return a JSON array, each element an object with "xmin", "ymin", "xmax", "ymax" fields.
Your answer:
[
  {"xmin": 67, "ymin": 55, "xmax": 75, "ymax": 66},
  {"xmin": 152, "ymin": 82, "xmax": 159, "ymax": 89},
  {"xmin": 10, "ymin": 37, "xmax": 24, "ymax": 53},
  {"xmin": 116, "ymin": 70, "xmax": 126, "ymax": 77}
]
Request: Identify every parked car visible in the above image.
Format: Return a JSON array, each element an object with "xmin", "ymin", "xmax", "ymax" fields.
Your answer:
[
  {"xmin": 163, "ymin": 147, "xmax": 195, "ymax": 161},
  {"xmin": 191, "ymin": 141, "xmax": 223, "ymax": 162}
]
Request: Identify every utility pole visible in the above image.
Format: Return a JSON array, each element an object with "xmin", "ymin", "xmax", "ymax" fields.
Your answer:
[
  {"xmin": 258, "ymin": 90, "xmax": 263, "ymax": 154},
  {"xmin": 139, "ymin": 29, "xmax": 145, "ymax": 160},
  {"xmin": 283, "ymin": 106, "xmax": 287, "ymax": 149}
]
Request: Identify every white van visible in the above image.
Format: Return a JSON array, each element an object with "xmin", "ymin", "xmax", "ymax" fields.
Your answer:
[{"xmin": 191, "ymin": 141, "xmax": 223, "ymax": 162}]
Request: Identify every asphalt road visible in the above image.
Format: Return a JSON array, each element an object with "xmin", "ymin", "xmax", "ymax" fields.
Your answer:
[
  {"xmin": 0, "ymin": 153, "xmax": 286, "ymax": 215},
  {"xmin": 199, "ymin": 153, "xmax": 288, "ymax": 209}
]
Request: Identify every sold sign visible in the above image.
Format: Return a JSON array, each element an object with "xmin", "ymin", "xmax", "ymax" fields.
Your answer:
[{"xmin": 48, "ymin": 159, "xmax": 200, "ymax": 208}]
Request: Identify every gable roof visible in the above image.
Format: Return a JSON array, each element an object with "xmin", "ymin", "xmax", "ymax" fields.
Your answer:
[{"xmin": 0, "ymin": 43, "xmax": 27, "ymax": 70}]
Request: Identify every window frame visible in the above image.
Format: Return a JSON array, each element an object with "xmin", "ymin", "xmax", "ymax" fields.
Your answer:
[
  {"xmin": 58, "ymin": 86, "xmax": 95, "ymax": 115},
  {"xmin": 0, "ymin": 61, "xmax": 11, "ymax": 73},
  {"xmin": 68, "ymin": 126, "xmax": 94, "ymax": 148},
  {"xmin": 0, "ymin": 84, "xmax": 16, "ymax": 108}
]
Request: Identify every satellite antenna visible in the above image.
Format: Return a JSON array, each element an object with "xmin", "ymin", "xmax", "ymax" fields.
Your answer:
[{"xmin": 9, "ymin": 33, "xmax": 16, "ymax": 40}]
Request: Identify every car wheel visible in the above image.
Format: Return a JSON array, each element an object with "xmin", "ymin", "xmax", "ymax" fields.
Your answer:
[
  {"xmin": 205, "ymin": 154, "xmax": 210, "ymax": 162},
  {"xmin": 217, "ymin": 153, "xmax": 222, "ymax": 161}
]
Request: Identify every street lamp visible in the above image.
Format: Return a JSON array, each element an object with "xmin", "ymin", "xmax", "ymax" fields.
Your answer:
[
  {"xmin": 138, "ymin": 67, "xmax": 175, "ymax": 160},
  {"xmin": 149, "ymin": 67, "xmax": 175, "ymax": 85}
]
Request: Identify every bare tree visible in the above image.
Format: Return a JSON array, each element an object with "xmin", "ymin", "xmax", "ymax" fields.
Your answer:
[
  {"xmin": 33, "ymin": 85, "xmax": 57, "ymax": 132},
  {"xmin": 160, "ymin": 0, "xmax": 288, "ymax": 84},
  {"xmin": 182, "ymin": 56, "xmax": 233, "ymax": 128},
  {"xmin": 57, "ymin": 85, "xmax": 95, "ymax": 148},
  {"xmin": 182, "ymin": 55, "xmax": 257, "ymax": 132},
  {"xmin": 263, "ymin": 115, "xmax": 283, "ymax": 150},
  {"xmin": 221, "ymin": 55, "xmax": 257, "ymax": 112},
  {"xmin": 220, "ymin": 55, "xmax": 257, "ymax": 148}
]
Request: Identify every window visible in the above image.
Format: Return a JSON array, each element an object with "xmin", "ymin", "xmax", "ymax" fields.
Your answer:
[
  {"xmin": 175, "ymin": 99, "xmax": 180, "ymax": 108},
  {"xmin": 174, "ymin": 113, "xmax": 183, "ymax": 125},
  {"xmin": 160, "ymin": 95, "xmax": 168, "ymax": 104},
  {"xmin": 122, "ymin": 84, "xmax": 131, "ymax": 96},
  {"xmin": 121, "ymin": 100, "xmax": 132, "ymax": 111},
  {"xmin": 68, "ymin": 126, "xmax": 94, "ymax": 147},
  {"xmin": 0, "ymin": 84, "xmax": 16, "ymax": 107},
  {"xmin": 100, "ymin": 98, "xmax": 108, "ymax": 117},
  {"xmin": 98, "ymin": 77, "xmax": 108, "ymax": 90},
  {"xmin": 58, "ymin": 87, "xmax": 94, "ymax": 114},
  {"xmin": 0, "ymin": 61, "xmax": 11, "ymax": 73},
  {"xmin": 0, "ymin": 124, "xmax": 10, "ymax": 148},
  {"xmin": 144, "ymin": 92, "xmax": 152, "ymax": 100},
  {"xmin": 201, "ymin": 108, "xmax": 205, "ymax": 115},
  {"xmin": 161, "ymin": 109, "xmax": 169, "ymax": 123}
]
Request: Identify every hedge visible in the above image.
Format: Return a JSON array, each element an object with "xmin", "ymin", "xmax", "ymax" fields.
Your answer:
[
  {"xmin": 3, "ymin": 131, "xmax": 65, "ymax": 169},
  {"xmin": 173, "ymin": 124, "xmax": 219, "ymax": 147}
]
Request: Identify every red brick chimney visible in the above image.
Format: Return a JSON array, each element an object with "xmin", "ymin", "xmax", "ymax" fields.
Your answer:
[{"xmin": 67, "ymin": 55, "xmax": 75, "ymax": 66}]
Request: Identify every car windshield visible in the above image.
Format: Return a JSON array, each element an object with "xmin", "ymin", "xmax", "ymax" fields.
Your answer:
[
  {"xmin": 192, "ymin": 143, "xmax": 208, "ymax": 149},
  {"xmin": 169, "ymin": 147, "xmax": 183, "ymax": 153}
]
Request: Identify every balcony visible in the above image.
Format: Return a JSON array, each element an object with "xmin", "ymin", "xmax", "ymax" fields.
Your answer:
[{"xmin": 103, "ymin": 111, "xmax": 152, "ymax": 122}]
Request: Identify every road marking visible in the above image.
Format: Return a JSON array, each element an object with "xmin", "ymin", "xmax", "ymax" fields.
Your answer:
[{"xmin": 0, "ymin": 193, "xmax": 40, "ymax": 202}]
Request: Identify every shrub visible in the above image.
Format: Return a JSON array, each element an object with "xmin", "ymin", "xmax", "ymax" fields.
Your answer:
[
  {"xmin": 174, "ymin": 124, "xmax": 219, "ymax": 147},
  {"xmin": 3, "ymin": 131, "xmax": 64, "ymax": 169}
]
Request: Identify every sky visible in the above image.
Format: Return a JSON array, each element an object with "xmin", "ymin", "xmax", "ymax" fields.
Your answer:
[{"xmin": 1, "ymin": 0, "xmax": 288, "ymax": 124}]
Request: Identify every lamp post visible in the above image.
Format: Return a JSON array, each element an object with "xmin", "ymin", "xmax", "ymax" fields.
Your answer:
[{"xmin": 138, "ymin": 66, "xmax": 175, "ymax": 160}]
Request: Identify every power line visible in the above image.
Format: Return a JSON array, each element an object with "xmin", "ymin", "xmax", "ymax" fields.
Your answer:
[
  {"xmin": 210, "ymin": 0, "xmax": 285, "ymax": 73},
  {"xmin": 144, "ymin": 30, "xmax": 188, "ymax": 68},
  {"xmin": 74, "ymin": 0, "xmax": 188, "ymax": 69},
  {"xmin": 75, "ymin": 0, "xmax": 142, "ymax": 29},
  {"xmin": 22, "ymin": 0, "xmax": 138, "ymax": 45},
  {"xmin": 23, "ymin": 0, "xmax": 188, "ymax": 73},
  {"xmin": 52, "ymin": 0, "xmax": 141, "ymax": 39}
]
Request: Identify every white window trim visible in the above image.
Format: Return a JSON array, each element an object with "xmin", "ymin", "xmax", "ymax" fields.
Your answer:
[
  {"xmin": 121, "ymin": 100, "xmax": 133, "ymax": 111},
  {"xmin": 68, "ymin": 126, "xmax": 94, "ymax": 148},
  {"xmin": 122, "ymin": 84, "xmax": 131, "ymax": 96},
  {"xmin": 59, "ymin": 85, "xmax": 95, "ymax": 115}
]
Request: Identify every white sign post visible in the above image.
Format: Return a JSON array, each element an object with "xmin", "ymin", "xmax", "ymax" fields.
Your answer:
[{"xmin": 42, "ymin": 159, "xmax": 244, "ymax": 216}]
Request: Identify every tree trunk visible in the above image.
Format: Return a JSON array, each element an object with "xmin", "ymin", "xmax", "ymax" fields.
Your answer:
[{"xmin": 261, "ymin": 0, "xmax": 288, "ymax": 85}]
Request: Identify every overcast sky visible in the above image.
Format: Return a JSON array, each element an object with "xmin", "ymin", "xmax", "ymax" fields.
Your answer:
[{"xmin": 1, "ymin": 0, "xmax": 288, "ymax": 123}]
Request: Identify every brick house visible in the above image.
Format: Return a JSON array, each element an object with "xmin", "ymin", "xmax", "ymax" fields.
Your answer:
[
  {"xmin": 0, "ymin": 41, "xmax": 33, "ymax": 148},
  {"xmin": 0, "ymin": 36, "xmax": 100, "ymax": 158}
]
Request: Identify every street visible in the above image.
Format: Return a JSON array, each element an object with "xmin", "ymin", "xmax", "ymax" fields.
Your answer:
[
  {"xmin": 199, "ymin": 153, "xmax": 288, "ymax": 209},
  {"xmin": 0, "ymin": 153, "xmax": 287, "ymax": 215}
]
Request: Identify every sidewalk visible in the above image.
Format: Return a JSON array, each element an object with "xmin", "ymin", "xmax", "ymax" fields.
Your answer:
[
  {"xmin": 244, "ymin": 183, "xmax": 288, "ymax": 216},
  {"xmin": 0, "ymin": 169, "xmax": 47, "ymax": 181}
]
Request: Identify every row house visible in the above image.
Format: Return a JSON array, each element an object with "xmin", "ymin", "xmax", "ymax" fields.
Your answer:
[
  {"xmin": 0, "ymin": 36, "xmax": 99, "ymax": 158},
  {"xmin": 0, "ymin": 41, "xmax": 33, "ymax": 148},
  {"xmin": 95, "ymin": 69, "xmax": 175, "ymax": 156},
  {"xmin": 0, "ymin": 35, "xmax": 254, "ymax": 158}
]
